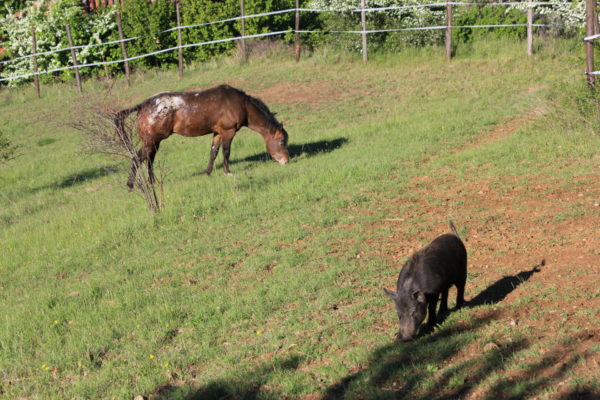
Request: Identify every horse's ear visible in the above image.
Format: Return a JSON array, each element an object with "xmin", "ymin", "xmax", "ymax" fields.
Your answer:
[{"xmin": 384, "ymin": 288, "xmax": 397, "ymax": 301}]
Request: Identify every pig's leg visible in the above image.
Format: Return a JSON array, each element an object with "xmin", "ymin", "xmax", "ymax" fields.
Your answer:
[
  {"xmin": 456, "ymin": 259, "xmax": 467, "ymax": 309},
  {"xmin": 426, "ymin": 293, "xmax": 439, "ymax": 327},
  {"xmin": 439, "ymin": 289, "xmax": 449, "ymax": 314},
  {"xmin": 456, "ymin": 283, "xmax": 465, "ymax": 309}
]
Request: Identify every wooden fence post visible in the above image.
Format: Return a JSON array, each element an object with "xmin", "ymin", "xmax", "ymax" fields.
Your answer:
[
  {"xmin": 240, "ymin": 0, "xmax": 247, "ymax": 61},
  {"xmin": 445, "ymin": 0, "xmax": 452, "ymax": 59},
  {"xmin": 31, "ymin": 27, "xmax": 41, "ymax": 98},
  {"xmin": 360, "ymin": 0, "xmax": 368, "ymax": 62},
  {"xmin": 295, "ymin": 0, "xmax": 301, "ymax": 62},
  {"xmin": 176, "ymin": 1, "xmax": 184, "ymax": 78},
  {"xmin": 115, "ymin": 11, "xmax": 131, "ymax": 87},
  {"xmin": 527, "ymin": 0, "xmax": 533, "ymax": 56},
  {"xmin": 65, "ymin": 24, "xmax": 82, "ymax": 93},
  {"xmin": 586, "ymin": 0, "xmax": 596, "ymax": 88}
]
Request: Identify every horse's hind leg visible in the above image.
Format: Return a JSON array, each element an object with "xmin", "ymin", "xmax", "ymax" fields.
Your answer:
[
  {"xmin": 146, "ymin": 141, "xmax": 161, "ymax": 185},
  {"xmin": 127, "ymin": 148, "xmax": 143, "ymax": 191},
  {"xmin": 127, "ymin": 141, "xmax": 160, "ymax": 190},
  {"xmin": 204, "ymin": 134, "xmax": 221, "ymax": 176}
]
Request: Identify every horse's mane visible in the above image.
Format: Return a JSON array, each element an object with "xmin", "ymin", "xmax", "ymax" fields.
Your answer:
[
  {"xmin": 217, "ymin": 85, "xmax": 287, "ymax": 142},
  {"xmin": 247, "ymin": 94, "xmax": 281, "ymax": 130}
]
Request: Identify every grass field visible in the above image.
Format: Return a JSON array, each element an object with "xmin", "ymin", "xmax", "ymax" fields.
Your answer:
[{"xmin": 1, "ymin": 39, "xmax": 599, "ymax": 400}]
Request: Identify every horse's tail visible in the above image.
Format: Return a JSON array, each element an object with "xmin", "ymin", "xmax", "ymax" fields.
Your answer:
[
  {"xmin": 113, "ymin": 104, "xmax": 142, "ymax": 149},
  {"xmin": 449, "ymin": 220, "xmax": 460, "ymax": 238}
]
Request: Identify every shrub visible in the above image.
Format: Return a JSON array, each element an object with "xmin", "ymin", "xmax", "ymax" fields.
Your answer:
[
  {"xmin": 115, "ymin": 0, "xmax": 178, "ymax": 69},
  {"xmin": 0, "ymin": 130, "xmax": 17, "ymax": 162},
  {"xmin": 179, "ymin": 0, "xmax": 303, "ymax": 63},
  {"xmin": 452, "ymin": 5, "xmax": 527, "ymax": 45}
]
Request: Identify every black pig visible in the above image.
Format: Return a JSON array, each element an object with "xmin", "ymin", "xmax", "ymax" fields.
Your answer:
[{"xmin": 384, "ymin": 221, "xmax": 467, "ymax": 341}]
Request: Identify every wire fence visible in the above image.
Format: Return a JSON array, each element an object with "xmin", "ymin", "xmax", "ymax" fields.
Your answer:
[{"xmin": 0, "ymin": 1, "xmax": 571, "ymax": 87}]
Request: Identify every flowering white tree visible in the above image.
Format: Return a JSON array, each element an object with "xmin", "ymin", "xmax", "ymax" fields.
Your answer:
[
  {"xmin": 309, "ymin": 0, "xmax": 446, "ymax": 51},
  {"xmin": 1, "ymin": 0, "xmax": 116, "ymax": 86},
  {"xmin": 507, "ymin": 0, "xmax": 585, "ymax": 33}
]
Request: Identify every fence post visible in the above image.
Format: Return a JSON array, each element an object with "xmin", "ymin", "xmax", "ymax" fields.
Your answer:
[
  {"xmin": 295, "ymin": 0, "xmax": 301, "ymax": 62},
  {"xmin": 31, "ymin": 27, "xmax": 41, "ymax": 98},
  {"xmin": 594, "ymin": 3, "xmax": 600, "ymax": 35},
  {"xmin": 176, "ymin": 1, "xmax": 184, "ymax": 78},
  {"xmin": 240, "ymin": 0, "xmax": 247, "ymax": 61},
  {"xmin": 360, "ymin": 0, "xmax": 368, "ymax": 62},
  {"xmin": 586, "ymin": 0, "xmax": 596, "ymax": 88},
  {"xmin": 445, "ymin": 0, "xmax": 452, "ymax": 59},
  {"xmin": 115, "ymin": 11, "xmax": 131, "ymax": 87},
  {"xmin": 65, "ymin": 24, "xmax": 82, "ymax": 93},
  {"xmin": 527, "ymin": 0, "xmax": 533, "ymax": 56}
]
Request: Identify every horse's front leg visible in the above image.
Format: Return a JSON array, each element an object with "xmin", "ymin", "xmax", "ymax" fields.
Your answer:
[
  {"xmin": 221, "ymin": 131, "xmax": 236, "ymax": 176},
  {"xmin": 205, "ymin": 134, "xmax": 221, "ymax": 176}
]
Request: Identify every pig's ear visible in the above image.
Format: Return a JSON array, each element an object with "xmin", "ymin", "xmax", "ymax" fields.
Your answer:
[
  {"xmin": 413, "ymin": 291, "xmax": 426, "ymax": 303},
  {"xmin": 383, "ymin": 288, "xmax": 397, "ymax": 300}
]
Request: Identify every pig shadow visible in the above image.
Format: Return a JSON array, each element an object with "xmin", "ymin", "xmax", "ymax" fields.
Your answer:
[
  {"xmin": 467, "ymin": 263, "xmax": 543, "ymax": 308},
  {"xmin": 415, "ymin": 262, "xmax": 543, "ymax": 338}
]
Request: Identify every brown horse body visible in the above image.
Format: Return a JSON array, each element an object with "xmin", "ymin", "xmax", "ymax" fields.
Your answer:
[{"xmin": 114, "ymin": 84, "xmax": 289, "ymax": 189}]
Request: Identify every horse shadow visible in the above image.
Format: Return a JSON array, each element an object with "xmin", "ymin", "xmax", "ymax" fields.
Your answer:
[{"xmin": 230, "ymin": 137, "xmax": 348, "ymax": 165}]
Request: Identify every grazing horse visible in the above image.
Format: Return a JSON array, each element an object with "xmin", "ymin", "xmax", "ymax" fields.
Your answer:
[{"xmin": 113, "ymin": 84, "xmax": 289, "ymax": 190}]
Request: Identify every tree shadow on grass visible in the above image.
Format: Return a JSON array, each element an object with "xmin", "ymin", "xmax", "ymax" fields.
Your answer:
[
  {"xmin": 28, "ymin": 166, "xmax": 119, "ymax": 193},
  {"xmin": 321, "ymin": 260, "xmax": 598, "ymax": 400},
  {"xmin": 321, "ymin": 310, "xmax": 507, "ymax": 400},
  {"xmin": 322, "ymin": 314, "xmax": 597, "ymax": 400},
  {"xmin": 152, "ymin": 355, "xmax": 303, "ymax": 400}
]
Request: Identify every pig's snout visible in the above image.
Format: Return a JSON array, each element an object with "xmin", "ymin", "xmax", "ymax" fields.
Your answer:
[
  {"xmin": 395, "ymin": 329, "xmax": 416, "ymax": 342},
  {"xmin": 398, "ymin": 333, "xmax": 415, "ymax": 342}
]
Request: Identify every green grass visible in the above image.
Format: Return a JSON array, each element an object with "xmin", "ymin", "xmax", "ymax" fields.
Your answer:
[{"xmin": 1, "ymin": 38, "xmax": 600, "ymax": 399}]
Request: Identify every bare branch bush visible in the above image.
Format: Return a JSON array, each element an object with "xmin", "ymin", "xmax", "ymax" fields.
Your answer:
[
  {"xmin": 68, "ymin": 96, "xmax": 165, "ymax": 213},
  {"xmin": 0, "ymin": 129, "xmax": 18, "ymax": 163}
]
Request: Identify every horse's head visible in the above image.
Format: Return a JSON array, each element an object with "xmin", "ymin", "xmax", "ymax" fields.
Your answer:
[{"xmin": 266, "ymin": 123, "xmax": 289, "ymax": 165}]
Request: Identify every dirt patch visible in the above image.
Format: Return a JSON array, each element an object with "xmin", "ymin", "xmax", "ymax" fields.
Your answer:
[
  {"xmin": 463, "ymin": 105, "xmax": 547, "ymax": 150},
  {"xmin": 187, "ymin": 80, "xmax": 345, "ymax": 108},
  {"xmin": 251, "ymin": 81, "xmax": 344, "ymax": 106},
  {"xmin": 350, "ymin": 106, "xmax": 600, "ymax": 399}
]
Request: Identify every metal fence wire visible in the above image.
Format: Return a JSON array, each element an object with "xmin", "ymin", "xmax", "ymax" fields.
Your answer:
[{"xmin": 0, "ymin": 1, "xmax": 570, "ymax": 84}]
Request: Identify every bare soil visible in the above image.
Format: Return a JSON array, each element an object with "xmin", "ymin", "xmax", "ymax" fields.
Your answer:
[{"xmin": 358, "ymin": 105, "xmax": 600, "ymax": 399}]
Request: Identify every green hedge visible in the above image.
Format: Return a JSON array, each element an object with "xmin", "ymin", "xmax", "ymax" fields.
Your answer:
[
  {"xmin": 117, "ymin": 0, "xmax": 178, "ymax": 68},
  {"xmin": 452, "ymin": 6, "xmax": 528, "ymax": 44}
]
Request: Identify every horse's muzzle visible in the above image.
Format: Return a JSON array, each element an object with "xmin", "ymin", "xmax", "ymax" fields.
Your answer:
[{"xmin": 273, "ymin": 155, "xmax": 288, "ymax": 165}]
